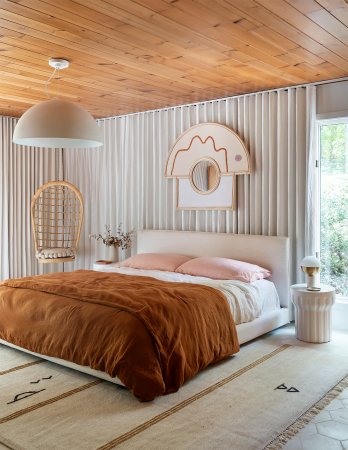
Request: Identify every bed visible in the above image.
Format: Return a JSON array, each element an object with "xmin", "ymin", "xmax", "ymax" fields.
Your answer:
[{"xmin": 0, "ymin": 230, "xmax": 290, "ymax": 400}]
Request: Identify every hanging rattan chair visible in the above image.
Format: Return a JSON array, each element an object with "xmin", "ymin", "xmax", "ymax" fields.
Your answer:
[{"xmin": 31, "ymin": 181, "xmax": 84, "ymax": 263}]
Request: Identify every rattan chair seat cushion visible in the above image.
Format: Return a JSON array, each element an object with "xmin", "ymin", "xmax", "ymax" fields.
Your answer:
[{"xmin": 36, "ymin": 247, "xmax": 76, "ymax": 259}]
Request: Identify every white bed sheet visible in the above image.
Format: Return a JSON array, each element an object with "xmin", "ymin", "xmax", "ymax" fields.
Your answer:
[{"xmin": 99, "ymin": 267, "xmax": 280, "ymax": 325}]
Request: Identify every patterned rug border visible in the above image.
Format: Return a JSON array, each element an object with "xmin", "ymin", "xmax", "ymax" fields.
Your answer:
[
  {"xmin": 0, "ymin": 380, "xmax": 103, "ymax": 425},
  {"xmin": 264, "ymin": 373, "xmax": 348, "ymax": 449},
  {"xmin": 0, "ymin": 360, "xmax": 43, "ymax": 376},
  {"xmin": 97, "ymin": 344, "xmax": 291, "ymax": 450}
]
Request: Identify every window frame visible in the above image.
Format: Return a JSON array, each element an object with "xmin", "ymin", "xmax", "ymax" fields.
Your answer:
[{"xmin": 317, "ymin": 117, "xmax": 348, "ymax": 301}]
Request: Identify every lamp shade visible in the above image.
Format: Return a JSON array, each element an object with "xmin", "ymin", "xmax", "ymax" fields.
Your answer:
[
  {"xmin": 301, "ymin": 256, "xmax": 320, "ymax": 268},
  {"xmin": 13, "ymin": 99, "xmax": 103, "ymax": 148}
]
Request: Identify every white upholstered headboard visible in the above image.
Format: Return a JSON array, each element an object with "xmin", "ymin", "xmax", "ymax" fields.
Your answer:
[{"xmin": 137, "ymin": 230, "xmax": 290, "ymax": 308}]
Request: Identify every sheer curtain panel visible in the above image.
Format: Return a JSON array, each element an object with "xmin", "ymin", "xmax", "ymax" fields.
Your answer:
[
  {"xmin": 64, "ymin": 86, "xmax": 314, "ymax": 283},
  {"xmin": 0, "ymin": 116, "xmax": 63, "ymax": 280}
]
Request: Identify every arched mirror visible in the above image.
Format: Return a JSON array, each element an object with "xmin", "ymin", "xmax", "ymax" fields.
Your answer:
[{"xmin": 190, "ymin": 159, "xmax": 220, "ymax": 194}]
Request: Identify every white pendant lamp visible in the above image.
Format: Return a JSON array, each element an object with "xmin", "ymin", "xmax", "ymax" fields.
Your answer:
[{"xmin": 13, "ymin": 59, "xmax": 103, "ymax": 149}]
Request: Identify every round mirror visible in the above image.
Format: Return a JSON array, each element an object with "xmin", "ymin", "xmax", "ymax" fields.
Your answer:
[{"xmin": 190, "ymin": 159, "xmax": 220, "ymax": 194}]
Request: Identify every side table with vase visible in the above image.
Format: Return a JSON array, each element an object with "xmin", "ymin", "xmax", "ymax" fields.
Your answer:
[{"xmin": 90, "ymin": 224, "xmax": 133, "ymax": 265}]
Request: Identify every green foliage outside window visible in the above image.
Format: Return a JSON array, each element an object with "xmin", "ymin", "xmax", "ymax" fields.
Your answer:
[{"xmin": 320, "ymin": 124, "xmax": 348, "ymax": 296}]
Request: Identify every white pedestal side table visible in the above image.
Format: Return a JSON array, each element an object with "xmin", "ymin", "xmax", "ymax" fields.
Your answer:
[{"xmin": 290, "ymin": 284, "xmax": 335, "ymax": 343}]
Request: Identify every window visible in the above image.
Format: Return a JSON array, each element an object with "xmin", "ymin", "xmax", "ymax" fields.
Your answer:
[{"xmin": 319, "ymin": 120, "xmax": 348, "ymax": 299}]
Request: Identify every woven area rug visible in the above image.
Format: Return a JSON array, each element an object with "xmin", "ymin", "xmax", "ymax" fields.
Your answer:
[{"xmin": 1, "ymin": 340, "xmax": 348, "ymax": 450}]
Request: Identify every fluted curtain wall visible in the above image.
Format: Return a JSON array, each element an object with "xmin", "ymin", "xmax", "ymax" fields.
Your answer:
[
  {"xmin": 0, "ymin": 116, "xmax": 63, "ymax": 280},
  {"xmin": 305, "ymin": 86, "xmax": 319, "ymax": 257},
  {"xmin": 64, "ymin": 86, "xmax": 314, "ymax": 284}
]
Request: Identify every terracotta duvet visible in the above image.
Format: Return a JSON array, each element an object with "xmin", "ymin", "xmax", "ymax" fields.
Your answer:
[{"xmin": 0, "ymin": 270, "xmax": 239, "ymax": 401}]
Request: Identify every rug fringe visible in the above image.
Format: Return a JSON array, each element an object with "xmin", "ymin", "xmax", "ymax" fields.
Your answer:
[{"xmin": 264, "ymin": 374, "xmax": 348, "ymax": 450}]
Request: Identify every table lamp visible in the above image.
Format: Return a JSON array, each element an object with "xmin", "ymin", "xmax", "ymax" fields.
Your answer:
[{"xmin": 301, "ymin": 256, "xmax": 321, "ymax": 291}]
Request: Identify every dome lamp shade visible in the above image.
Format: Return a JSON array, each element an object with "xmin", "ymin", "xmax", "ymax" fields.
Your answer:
[
  {"xmin": 301, "ymin": 256, "xmax": 320, "ymax": 268},
  {"xmin": 13, "ymin": 99, "xmax": 103, "ymax": 149}
]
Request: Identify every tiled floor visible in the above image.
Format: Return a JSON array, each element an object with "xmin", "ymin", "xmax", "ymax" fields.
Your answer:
[
  {"xmin": 282, "ymin": 387, "xmax": 348, "ymax": 450},
  {"xmin": 271, "ymin": 326, "xmax": 348, "ymax": 450}
]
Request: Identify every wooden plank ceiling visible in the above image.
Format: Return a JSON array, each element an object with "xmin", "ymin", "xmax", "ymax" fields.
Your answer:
[{"xmin": 0, "ymin": 0, "xmax": 348, "ymax": 119}]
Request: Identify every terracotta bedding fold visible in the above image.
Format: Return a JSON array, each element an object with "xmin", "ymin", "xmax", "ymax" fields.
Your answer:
[{"xmin": 0, "ymin": 270, "xmax": 239, "ymax": 401}]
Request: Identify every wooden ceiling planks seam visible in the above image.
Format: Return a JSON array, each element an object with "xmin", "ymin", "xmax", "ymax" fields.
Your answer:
[
  {"xmin": 0, "ymin": 0, "xmax": 347, "ymax": 118},
  {"xmin": 225, "ymin": 0, "xmax": 348, "ymax": 69}
]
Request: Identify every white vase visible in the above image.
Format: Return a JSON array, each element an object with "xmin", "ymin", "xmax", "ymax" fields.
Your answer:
[{"xmin": 105, "ymin": 245, "xmax": 119, "ymax": 263}]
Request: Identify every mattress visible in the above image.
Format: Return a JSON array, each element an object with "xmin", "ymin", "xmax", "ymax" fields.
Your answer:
[{"xmin": 96, "ymin": 266, "xmax": 280, "ymax": 325}]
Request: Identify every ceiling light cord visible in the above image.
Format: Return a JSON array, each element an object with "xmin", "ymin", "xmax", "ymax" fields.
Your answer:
[
  {"xmin": 45, "ymin": 59, "xmax": 69, "ymax": 99},
  {"xmin": 45, "ymin": 66, "xmax": 58, "ymax": 99}
]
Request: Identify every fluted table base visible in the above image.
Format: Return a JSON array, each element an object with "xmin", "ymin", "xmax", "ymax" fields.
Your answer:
[{"xmin": 290, "ymin": 284, "xmax": 335, "ymax": 343}]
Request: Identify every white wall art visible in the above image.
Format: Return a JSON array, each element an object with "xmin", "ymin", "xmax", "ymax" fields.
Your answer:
[{"xmin": 165, "ymin": 123, "xmax": 250, "ymax": 209}]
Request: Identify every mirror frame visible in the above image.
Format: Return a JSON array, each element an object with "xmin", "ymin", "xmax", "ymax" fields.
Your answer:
[{"xmin": 189, "ymin": 157, "xmax": 220, "ymax": 195}]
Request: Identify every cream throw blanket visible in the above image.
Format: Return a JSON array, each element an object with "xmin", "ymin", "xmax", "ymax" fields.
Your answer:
[{"xmin": 107, "ymin": 267, "xmax": 264, "ymax": 324}]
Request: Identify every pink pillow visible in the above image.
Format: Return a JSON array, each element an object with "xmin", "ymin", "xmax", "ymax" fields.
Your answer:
[
  {"xmin": 175, "ymin": 256, "xmax": 271, "ymax": 282},
  {"xmin": 117, "ymin": 253, "xmax": 192, "ymax": 272}
]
